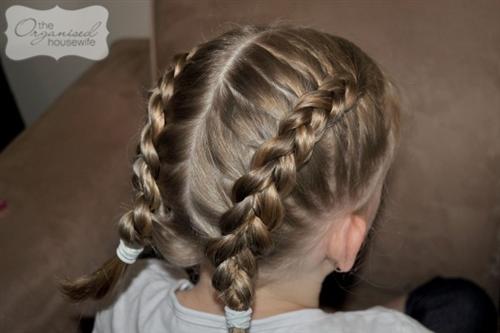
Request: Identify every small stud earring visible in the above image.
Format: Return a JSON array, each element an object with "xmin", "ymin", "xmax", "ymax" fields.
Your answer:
[{"xmin": 335, "ymin": 266, "xmax": 343, "ymax": 272}]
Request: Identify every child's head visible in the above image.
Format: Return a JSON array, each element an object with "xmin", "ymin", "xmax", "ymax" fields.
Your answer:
[{"xmin": 59, "ymin": 22, "xmax": 400, "ymax": 332}]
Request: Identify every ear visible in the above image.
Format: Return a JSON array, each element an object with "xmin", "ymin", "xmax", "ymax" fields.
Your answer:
[{"xmin": 326, "ymin": 213, "xmax": 368, "ymax": 272}]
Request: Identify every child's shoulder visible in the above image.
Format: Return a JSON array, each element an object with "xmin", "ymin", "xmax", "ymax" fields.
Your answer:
[
  {"xmin": 129, "ymin": 257, "xmax": 188, "ymax": 283},
  {"xmin": 91, "ymin": 258, "xmax": 189, "ymax": 333},
  {"xmin": 123, "ymin": 257, "xmax": 190, "ymax": 300},
  {"xmin": 319, "ymin": 305, "xmax": 434, "ymax": 333}
]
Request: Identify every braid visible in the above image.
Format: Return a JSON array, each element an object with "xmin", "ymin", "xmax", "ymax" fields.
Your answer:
[
  {"xmin": 206, "ymin": 71, "xmax": 359, "ymax": 332},
  {"xmin": 57, "ymin": 46, "xmax": 200, "ymax": 302},
  {"xmin": 122, "ymin": 46, "xmax": 200, "ymax": 245}
]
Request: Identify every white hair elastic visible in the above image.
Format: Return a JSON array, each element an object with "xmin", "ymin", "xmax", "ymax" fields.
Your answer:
[
  {"xmin": 116, "ymin": 238, "xmax": 144, "ymax": 264},
  {"xmin": 224, "ymin": 305, "xmax": 253, "ymax": 329}
]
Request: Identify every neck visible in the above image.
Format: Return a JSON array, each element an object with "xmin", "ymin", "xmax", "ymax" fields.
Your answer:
[{"xmin": 175, "ymin": 259, "xmax": 335, "ymax": 319}]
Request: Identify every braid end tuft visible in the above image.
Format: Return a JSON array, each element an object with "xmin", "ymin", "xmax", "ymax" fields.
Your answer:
[{"xmin": 56, "ymin": 255, "xmax": 128, "ymax": 302}]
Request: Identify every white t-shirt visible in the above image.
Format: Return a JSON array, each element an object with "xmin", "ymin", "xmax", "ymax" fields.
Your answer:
[{"xmin": 92, "ymin": 258, "xmax": 434, "ymax": 333}]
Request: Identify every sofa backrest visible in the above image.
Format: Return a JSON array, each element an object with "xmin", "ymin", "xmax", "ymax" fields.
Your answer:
[{"xmin": 151, "ymin": 0, "xmax": 500, "ymax": 310}]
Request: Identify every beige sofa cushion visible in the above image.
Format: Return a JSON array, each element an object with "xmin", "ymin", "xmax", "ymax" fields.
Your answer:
[
  {"xmin": 0, "ymin": 39, "xmax": 151, "ymax": 333},
  {"xmin": 152, "ymin": 0, "xmax": 500, "ymax": 311}
]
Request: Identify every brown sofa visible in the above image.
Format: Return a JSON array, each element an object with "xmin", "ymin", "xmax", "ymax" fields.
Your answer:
[{"xmin": 0, "ymin": 1, "xmax": 498, "ymax": 332}]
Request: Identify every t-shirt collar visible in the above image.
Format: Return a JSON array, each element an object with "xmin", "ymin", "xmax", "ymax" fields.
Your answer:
[{"xmin": 167, "ymin": 278, "xmax": 331, "ymax": 330}]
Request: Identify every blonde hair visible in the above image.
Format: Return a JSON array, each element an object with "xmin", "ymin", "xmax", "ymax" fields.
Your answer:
[{"xmin": 58, "ymin": 22, "xmax": 401, "ymax": 332}]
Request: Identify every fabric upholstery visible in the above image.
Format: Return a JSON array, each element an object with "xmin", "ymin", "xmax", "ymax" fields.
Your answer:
[
  {"xmin": 0, "ymin": 39, "xmax": 151, "ymax": 333},
  {"xmin": 152, "ymin": 0, "xmax": 500, "ymax": 312}
]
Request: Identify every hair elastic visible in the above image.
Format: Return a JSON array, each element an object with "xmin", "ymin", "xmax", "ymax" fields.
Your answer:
[
  {"xmin": 224, "ymin": 305, "xmax": 253, "ymax": 329},
  {"xmin": 116, "ymin": 238, "xmax": 144, "ymax": 264}
]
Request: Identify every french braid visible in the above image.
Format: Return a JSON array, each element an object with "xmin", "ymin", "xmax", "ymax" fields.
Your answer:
[
  {"xmin": 206, "ymin": 71, "xmax": 359, "ymax": 331},
  {"xmin": 58, "ymin": 45, "xmax": 200, "ymax": 301}
]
